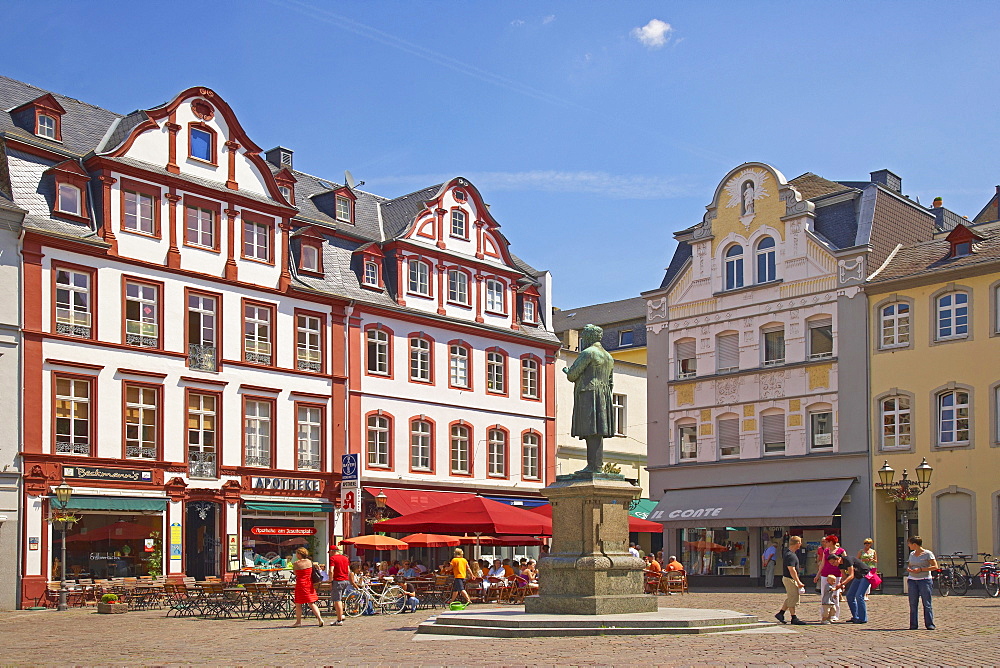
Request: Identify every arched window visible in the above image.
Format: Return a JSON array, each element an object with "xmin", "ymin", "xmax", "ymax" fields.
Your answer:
[
  {"xmin": 450, "ymin": 423, "xmax": 470, "ymax": 474},
  {"xmin": 761, "ymin": 409, "xmax": 785, "ymax": 454},
  {"xmin": 675, "ymin": 338, "xmax": 697, "ymax": 379},
  {"xmin": 936, "ymin": 292, "xmax": 969, "ymax": 340},
  {"xmin": 366, "ymin": 414, "xmax": 390, "ymax": 467},
  {"xmin": 755, "ymin": 237, "xmax": 776, "ymax": 283},
  {"xmin": 718, "ymin": 414, "xmax": 740, "ymax": 458},
  {"xmin": 408, "ymin": 259, "xmax": 430, "ymax": 295},
  {"xmin": 487, "ymin": 428, "xmax": 507, "ymax": 477},
  {"xmin": 880, "ymin": 395, "xmax": 912, "ymax": 450},
  {"xmin": 938, "ymin": 390, "xmax": 970, "ymax": 447},
  {"xmin": 448, "ymin": 269, "xmax": 469, "ymax": 305},
  {"xmin": 37, "ymin": 114, "xmax": 57, "ymax": 139},
  {"xmin": 522, "ymin": 432, "xmax": 540, "ymax": 480},
  {"xmin": 724, "ymin": 244, "xmax": 744, "ymax": 290},
  {"xmin": 521, "ymin": 357, "xmax": 539, "ymax": 399},
  {"xmin": 486, "ymin": 279, "xmax": 505, "ymax": 313},
  {"xmin": 808, "ymin": 403, "xmax": 834, "ymax": 450},
  {"xmin": 449, "ymin": 343, "xmax": 470, "ymax": 389},
  {"xmin": 486, "ymin": 349, "xmax": 506, "ymax": 394},
  {"xmin": 880, "ymin": 302, "xmax": 910, "ymax": 348},
  {"xmin": 677, "ymin": 420, "xmax": 697, "ymax": 461},
  {"xmin": 366, "ymin": 328, "xmax": 390, "ymax": 375},
  {"xmin": 409, "ymin": 336, "xmax": 432, "ymax": 382},
  {"xmin": 410, "ymin": 419, "xmax": 432, "ymax": 471},
  {"xmin": 57, "ymin": 183, "xmax": 81, "ymax": 216},
  {"xmin": 450, "ymin": 210, "xmax": 467, "ymax": 238}
]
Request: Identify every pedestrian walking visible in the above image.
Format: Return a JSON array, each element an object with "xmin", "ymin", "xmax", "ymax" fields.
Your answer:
[
  {"xmin": 827, "ymin": 552, "xmax": 872, "ymax": 623},
  {"xmin": 328, "ymin": 545, "xmax": 350, "ymax": 626},
  {"xmin": 290, "ymin": 547, "xmax": 324, "ymax": 627},
  {"xmin": 905, "ymin": 536, "xmax": 938, "ymax": 630},
  {"xmin": 858, "ymin": 538, "xmax": 878, "ymax": 601},
  {"xmin": 762, "ymin": 540, "xmax": 778, "ymax": 588},
  {"xmin": 775, "ymin": 535, "xmax": 807, "ymax": 625},
  {"xmin": 820, "ymin": 574, "xmax": 838, "ymax": 623},
  {"xmin": 448, "ymin": 548, "xmax": 472, "ymax": 608},
  {"xmin": 815, "ymin": 535, "xmax": 846, "ymax": 621}
]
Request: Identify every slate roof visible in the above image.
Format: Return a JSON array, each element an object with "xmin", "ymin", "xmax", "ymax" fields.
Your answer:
[
  {"xmin": 109, "ymin": 156, "xmax": 278, "ymax": 206},
  {"xmin": 868, "ymin": 223, "xmax": 1000, "ymax": 284},
  {"xmin": 380, "ymin": 184, "xmax": 441, "ymax": 239},
  {"xmin": 553, "ymin": 297, "xmax": 646, "ymax": 333},
  {"xmin": 928, "ymin": 205, "xmax": 966, "ymax": 232},
  {"xmin": 0, "ymin": 76, "xmax": 120, "ymax": 157},
  {"xmin": 269, "ymin": 164, "xmax": 387, "ymax": 242},
  {"xmin": 788, "ymin": 173, "xmax": 853, "ymax": 200}
]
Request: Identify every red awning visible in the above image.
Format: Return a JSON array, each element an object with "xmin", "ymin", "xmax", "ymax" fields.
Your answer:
[{"xmin": 375, "ymin": 488, "xmax": 477, "ymax": 516}]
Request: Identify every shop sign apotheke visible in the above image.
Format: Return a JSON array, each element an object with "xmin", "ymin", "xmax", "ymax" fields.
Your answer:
[
  {"xmin": 250, "ymin": 527, "xmax": 318, "ymax": 536},
  {"xmin": 251, "ymin": 477, "xmax": 321, "ymax": 492},
  {"xmin": 63, "ymin": 466, "xmax": 152, "ymax": 482}
]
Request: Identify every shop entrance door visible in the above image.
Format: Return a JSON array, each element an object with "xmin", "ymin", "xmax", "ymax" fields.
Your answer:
[{"xmin": 186, "ymin": 501, "xmax": 220, "ymax": 580}]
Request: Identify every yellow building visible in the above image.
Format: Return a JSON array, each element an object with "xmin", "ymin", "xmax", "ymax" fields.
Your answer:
[{"xmin": 866, "ymin": 219, "xmax": 1000, "ymax": 576}]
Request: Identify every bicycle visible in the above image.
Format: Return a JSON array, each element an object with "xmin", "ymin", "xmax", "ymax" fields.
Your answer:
[
  {"xmin": 978, "ymin": 553, "xmax": 1000, "ymax": 598},
  {"xmin": 936, "ymin": 554, "xmax": 974, "ymax": 596},
  {"xmin": 343, "ymin": 578, "xmax": 406, "ymax": 617}
]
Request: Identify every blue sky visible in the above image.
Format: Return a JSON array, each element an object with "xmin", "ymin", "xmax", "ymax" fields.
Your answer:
[{"xmin": 4, "ymin": 1, "xmax": 1000, "ymax": 308}]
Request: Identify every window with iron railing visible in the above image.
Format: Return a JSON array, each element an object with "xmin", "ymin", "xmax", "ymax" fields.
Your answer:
[
  {"xmin": 125, "ymin": 281, "xmax": 158, "ymax": 348},
  {"xmin": 55, "ymin": 268, "xmax": 92, "ymax": 338},
  {"xmin": 55, "ymin": 376, "xmax": 90, "ymax": 456},
  {"xmin": 187, "ymin": 393, "xmax": 217, "ymax": 478}
]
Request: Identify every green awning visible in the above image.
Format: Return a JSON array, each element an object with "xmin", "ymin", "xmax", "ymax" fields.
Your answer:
[
  {"xmin": 630, "ymin": 498, "xmax": 657, "ymax": 520},
  {"xmin": 244, "ymin": 501, "xmax": 335, "ymax": 514},
  {"xmin": 65, "ymin": 496, "xmax": 167, "ymax": 512}
]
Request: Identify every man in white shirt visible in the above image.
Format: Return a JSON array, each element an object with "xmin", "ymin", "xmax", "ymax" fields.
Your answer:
[
  {"xmin": 628, "ymin": 543, "xmax": 641, "ymax": 559},
  {"xmin": 762, "ymin": 541, "xmax": 778, "ymax": 588}
]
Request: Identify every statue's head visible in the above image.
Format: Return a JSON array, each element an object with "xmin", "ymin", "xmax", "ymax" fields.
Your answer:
[{"xmin": 581, "ymin": 324, "xmax": 603, "ymax": 349}]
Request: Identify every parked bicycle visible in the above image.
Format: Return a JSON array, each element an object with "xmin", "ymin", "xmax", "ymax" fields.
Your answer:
[
  {"xmin": 343, "ymin": 578, "xmax": 406, "ymax": 617},
  {"xmin": 934, "ymin": 553, "xmax": 974, "ymax": 596},
  {"xmin": 978, "ymin": 553, "xmax": 1000, "ymax": 598}
]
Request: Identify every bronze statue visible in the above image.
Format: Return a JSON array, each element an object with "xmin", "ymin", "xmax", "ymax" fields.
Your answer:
[{"xmin": 563, "ymin": 324, "xmax": 615, "ymax": 475}]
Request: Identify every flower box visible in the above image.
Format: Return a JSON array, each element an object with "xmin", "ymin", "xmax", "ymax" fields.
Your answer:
[{"xmin": 97, "ymin": 602, "xmax": 128, "ymax": 614}]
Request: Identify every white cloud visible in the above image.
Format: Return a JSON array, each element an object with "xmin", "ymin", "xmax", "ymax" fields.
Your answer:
[
  {"xmin": 510, "ymin": 19, "xmax": 525, "ymax": 27},
  {"xmin": 542, "ymin": 14, "xmax": 556, "ymax": 25},
  {"xmin": 374, "ymin": 171, "xmax": 694, "ymax": 200},
  {"xmin": 631, "ymin": 19, "xmax": 673, "ymax": 49}
]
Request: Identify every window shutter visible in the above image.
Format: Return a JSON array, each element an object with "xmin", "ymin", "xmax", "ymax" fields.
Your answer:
[
  {"xmin": 676, "ymin": 340, "xmax": 696, "ymax": 361},
  {"xmin": 718, "ymin": 418, "xmax": 739, "ymax": 448},
  {"xmin": 762, "ymin": 413, "xmax": 785, "ymax": 445},
  {"xmin": 717, "ymin": 334, "xmax": 740, "ymax": 371},
  {"xmin": 810, "ymin": 318, "xmax": 832, "ymax": 329}
]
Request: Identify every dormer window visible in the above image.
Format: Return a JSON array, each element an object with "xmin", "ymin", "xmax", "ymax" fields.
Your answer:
[
  {"xmin": 523, "ymin": 299, "xmax": 536, "ymax": 324},
  {"xmin": 37, "ymin": 114, "xmax": 57, "ymax": 140},
  {"xmin": 953, "ymin": 242, "xmax": 971, "ymax": 257},
  {"xmin": 363, "ymin": 260, "xmax": 379, "ymax": 287},
  {"xmin": 57, "ymin": 183, "xmax": 81, "ymax": 216},
  {"xmin": 336, "ymin": 195, "xmax": 352, "ymax": 222},
  {"xmin": 189, "ymin": 125, "xmax": 215, "ymax": 163},
  {"xmin": 945, "ymin": 223, "xmax": 984, "ymax": 259},
  {"xmin": 301, "ymin": 244, "xmax": 321, "ymax": 273},
  {"xmin": 279, "ymin": 186, "xmax": 293, "ymax": 203}
]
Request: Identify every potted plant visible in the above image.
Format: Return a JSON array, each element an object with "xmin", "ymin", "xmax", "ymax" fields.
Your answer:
[{"xmin": 97, "ymin": 593, "xmax": 127, "ymax": 614}]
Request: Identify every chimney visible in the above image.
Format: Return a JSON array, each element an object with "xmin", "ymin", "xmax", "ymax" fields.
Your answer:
[
  {"xmin": 265, "ymin": 146, "xmax": 293, "ymax": 169},
  {"xmin": 870, "ymin": 169, "xmax": 902, "ymax": 194}
]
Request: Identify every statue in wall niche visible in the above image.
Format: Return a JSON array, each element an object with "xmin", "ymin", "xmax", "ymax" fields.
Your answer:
[
  {"xmin": 563, "ymin": 324, "xmax": 615, "ymax": 476},
  {"xmin": 742, "ymin": 181, "xmax": 755, "ymax": 216}
]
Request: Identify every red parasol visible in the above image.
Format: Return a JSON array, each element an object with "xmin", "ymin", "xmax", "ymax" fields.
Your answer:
[
  {"xmin": 340, "ymin": 535, "xmax": 409, "ymax": 550},
  {"xmin": 401, "ymin": 533, "xmax": 462, "ymax": 548},
  {"xmin": 376, "ymin": 496, "xmax": 551, "ymax": 536},
  {"xmin": 527, "ymin": 503, "xmax": 662, "ymax": 533}
]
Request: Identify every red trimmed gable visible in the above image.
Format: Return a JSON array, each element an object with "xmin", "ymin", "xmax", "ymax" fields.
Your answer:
[{"xmin": 944, "ymin": 223, "xmax": 985, "ymax": 258}]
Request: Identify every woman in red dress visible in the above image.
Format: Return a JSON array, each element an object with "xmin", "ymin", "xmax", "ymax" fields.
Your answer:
[{"xmin": 291, "ymin": 547, "xmax": 324, "ymax": 627}]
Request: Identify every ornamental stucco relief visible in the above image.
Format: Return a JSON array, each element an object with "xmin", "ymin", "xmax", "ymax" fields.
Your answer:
[
  {"xmin": 646, "ymin": 297, "xmax": 667, "ymax": 321},
  {"xmin": 716, "ymin": 376, "xmax": 740, "ymax": 404},
  {"xmin": 760, "ymin": 371, "xmax": 784, "ymax": 399}
]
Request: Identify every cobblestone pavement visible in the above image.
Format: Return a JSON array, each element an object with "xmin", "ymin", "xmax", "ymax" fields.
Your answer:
[{"xmin": 2, "ymin": 589, "xmax": 999, "ymax": 667}]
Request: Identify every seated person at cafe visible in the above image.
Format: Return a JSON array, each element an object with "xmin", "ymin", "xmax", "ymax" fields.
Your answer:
[
  {"xmin": 400, "ymin": 561, "xmax": 418, "ymax": 579},
  {"xmin": 376, "ymin": 561, "xmax": 391, "ymax": 579},
  {"xmin": 665, "ymin": 555, "xmax": 685, "ymax": 572},
  {"xmin": 413, "ymin": 559, "xmax": 428, "ymax": 574},
  {"xmin": 501, "ymin": 558, "xmax": 516, "ymax": 578},
  {"xmin": 516, "ymin": 564, "xmax": 539, "ymax": 592},
  {"xmin": 388, "ymin": 560, "xmax": 401, "ymax": 576},
  {"xmin": 467, "ymin": 560, "xmax": 484, "ymax": 583},
  {"xmin": 645, "ymin": 555, "xmax": 662, "ymax": 573}
]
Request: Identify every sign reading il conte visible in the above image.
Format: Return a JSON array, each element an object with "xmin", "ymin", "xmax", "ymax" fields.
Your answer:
[
  {"xmin": 250, "ymin": 527, "xmax": 318, "ymax": 536},
  {"xmin": 652, "ymin": 507, "xmax": 725, "ymax": 520},
  {"xmin": 251, "ymin": 477, "xmax": 321, "ymax": 492}
]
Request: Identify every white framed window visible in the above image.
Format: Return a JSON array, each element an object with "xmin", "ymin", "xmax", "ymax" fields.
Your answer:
[
  {"xmin": 761, "ymin": 412, "xmax": 785, "ymax": 454},
  {"xmin": 296, "ymin": 406, "xmax": 322, "ymax": 470},
  {"xmin": 242, "ymin": 219, "xmax": 270, "ymax": 261},
  {"xmin": 54, "ymin": 268, "xmax": 91, "ymax": 337},
  {"xmin": 57, "ymin": 183, "xmax": 81, "ymax": 216},
  {"xmin": 296, "ymin": 314, "xmax": 322, "ymax": 372},
  {"xmin": 125, "ymin": 385, "xmax": 158, "ymax": 460},
  {"xmin": 450, "ymin": 424, "xmax": 470, "ymax": 474},
  {"xmin": 187, "ymin": 393, "xmax": 217, "ymax": 478},
  {"xmin": 410, "ymin": 420, "xmax": 432, "ymax": 471},
  {"xmin": 487, "ymin": 351, "xmax": 506, "ymax": 393},
  {"xmin": 880, "ymin": 396, "xmax": 911, "ymax": 450},
  {"xmin": 124, "ymin": 281, "xmax": 158, "ymax": 348},
  {"xmin": 678, "ymin": 422, "xmax": 697, "ymax": 461},
  {"xmin": 187, "ymin": 294, "xmax": 217, "ymax": 372},
  {"xmin": 523, "ymin": 299, "xmax": 536, "ymax": 323},
  {"xmin": 716, "ymin": 332, "xmax": 740, "ymax": 373},
  {"xmin": 485, "ymin": 279, "xmax": 505, "ymax": 313},
  {"xmin": 756, "ymin": 236, "xmax": 776, "ymax": 283},
  {"xmin": 185, "ymin": 206, "xmax": 215, "ymax": 248},
  {"xmin": 37, "ymin": 114, "xmax": 57, "ymax": 139},
  {"xmin": 619, "ymin": 330, "xmax": 634, "ymax": 347},
  {"xmin": 409, "ymin": 336, "xmax": 431, "ymax": 382},
  {"xmin": 335, "ymin": 195, "xmax": 351, "ymax": 222},
  {"xmin": 449, "ymin": 345, "xmax": 469, "ymax": 388},
  {"xmin": 938, "ymin": 390, "xmax": 970, "ymax": 447},
  {"xmin": 725, "ymin": 244, "xmax": 744, "ymax": 290},
  {"xmin": 408, "ymin": 259, "xmax": 430, "ymax": 295},
  {"xmin": 808, "ymin": 319, "xmax": 833, "ymax": 359},
  {"xmin": 367, "ymin": 415, "xmax": 390, "ymax": 467},
  {"xmin": 763, "ymin": 328, "xmax": 785, "ymax": 366},
  {"xmin": 243, "ymin": 304, "xmax": 272, "ymax": 365},
  {"xmin": 675, "ymin": 339, "xmax": 697, "ymax": 378},
  {"xmin": 363, "ymin": 260, "xmax": 379, "ymax": 286},
  {"xmin": 937, "ymin": 292, "xmax": 969, "ymax": 340},
  {"xmin": 488, "ymin": 429, "xmax": 506, "ymax": 477},
  {"xmin": 366, "ymin": 329, "xmax": 389, "ymax": 375},
  {"xmin": 244, "ymin": 400, "xmax": 271, "ymax": 467},
  {"xmin": 719, "ymin": 417, "xmax": 740, "ymax": 458},
  {"xmin": 301, "ymin": 244, "xmax": 320, "ymax": 272},
  {"xmin": 521, "ymin": 358, "xmax": 539, "ymax": 399},
  {"xmin": 810, "ymin": 411, "xmax": 834, "ymax": 450},
  {"xmin": 522, "ymin": 432, "xmax": 540, "ymax": 480},
  {"xmin": 54, "ymin": 377, "xmax": 90, "ymax": 456},
  {"xmin": 880, "ymin": 302, "xmax": 910, "ymax": 348},
  {"xmin": 450, "ymin": 209, "xmax": 467, "ymax": 237},
  {"xmin": 448, "ymin": 270, "xmax": 469, "ymax": 304},
  {"xmin": 124, "ymin": 190, "xmax": 155, "ymax": 234},
  {"xmin": 278, "ymin": 185, "xmax": 292, "ymax": 203},
  {"xmin": 612, "ymin": 393, "xmax": 627, "ymax": 437}
]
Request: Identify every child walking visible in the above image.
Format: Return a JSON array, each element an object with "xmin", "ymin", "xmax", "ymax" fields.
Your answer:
[{"xmin": 820, "ymin": 574, "xmax": 838, "ymax": 624}]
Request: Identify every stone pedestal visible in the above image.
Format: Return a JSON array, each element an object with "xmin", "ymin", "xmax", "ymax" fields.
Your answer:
[{"xmin": 525, "ymin": 476, "xmax": 657, "ymax": 615}]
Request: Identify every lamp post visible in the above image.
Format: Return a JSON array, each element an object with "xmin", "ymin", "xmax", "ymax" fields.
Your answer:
[
  {"xmin": 53, "ymin": 481, "xmax": 73, "ymax": 612},
  {"xmin": 374, "ymin": 490, "xmax": 388, "ymax": 522},
  {"xmin": 874, "ymin": 458, "xmax": 933, "ymax": 531}
]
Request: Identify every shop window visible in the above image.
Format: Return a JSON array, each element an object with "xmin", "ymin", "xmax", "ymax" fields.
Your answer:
[
  {"xmin": 755, "ymin": 236, "xmax": 776, "ymax": 283},
  {"xmin": 487, "ymin": 428, "xmax": 507, "ymax": 477},
  {"xmin": 810, "ymin": 411, "xmax": 834, "ymax": 450},
  {"xmin": 366, "ymin": 328, "xmax": 390, "ymax": 375},
  {"xmin": 124, "ymin": 280, "xmax": 159, "ymax": 348},
  {"xmin": 408, "ymin": 259, "xmax": 430, "ymax": 296},
  {"xmin": 409, "ymin": 336, "xmax": 432, "ymax": 383},
  {"xmin": 486, "ymin": 350, "xmax": 506, "ymax": 394},
  {"xmin": 54, "ymin": 376, "xmax": 91, "ymax": 456},
  {"xmin": 449, "ymin": 344, "xmax": 469, "ymax": 389},
  {"xmin": 938, "ymin": 390, "xmax": 970, "ymax": 447},
  {"xmin": 677, "ymin": 422, "xmax": 697, "ymax": 461},
  {"xmin": 187, "ymin": 293, "xmax": 217, "ymax": 372},
  {"xmin": 880, "ymin": 302, "xmax": 910, "ymax": 348},
  {"xmin": 57, "ymin": 515, "xmax": 164, "ymax": 579},
  {"xmin": 675, "ymin": 338, "xmax": 697, "ymax": 378},
  {"xmin": 244, "ymin": 303, "xmax": 274, "ymax": 366},
  {"xmin": 125, "ymin": 385, "xmax": 158, "ymax": 460},
  {"xmin": 187, "ymin": 393, "xmax": 217, "ymax": 478},
  {"xmin": 762, "ymin": 327, "xmax": 785, "ymax": 366},
  {"xmin": 297, "ymin": 406, "xmax": 322, "ymax": 470},
  {"xmin": 244, "ymin": 400, "xmax": 272, "ymax": 467},
  {"xmin": 718, "ymin": 417, "xmax": 740, "ymax": 458},
  {"xmin": 937, "ymin": 292, "xmax": 969, "ymax": 340},
  {"xmin": 450, "ymin": 424, "xmax": 470, "ymax": 474},
  {"xmin": 296, "ymin": 314, "xmax": 323, "ymax": 372},
  {"xmin": 54, "ymin": 267, "xmax": 92, "ymax": 338},
  {"xmin": 522, "ymin": 432, "xmax": 540, "ymax": 480},
  {"xmin": 612, "ymin": 394, "xmax": 627, "ymax": 436},
  {"xmin": 521, "ymin": 357, "xmax": 539, "ymax": 399},
  {"xmin": 880, "ymin": 395, "xmax": 912, "ymax": 450},
  {"xmin": 448, "ymin": 269, "xmax": 469, "ymax": 305},
  {"xmin": 808, "ymin": 319, "xmax": 833, "ymax": 359},
  {"xmin": 410, "ymin": 419, "xmax": 433, "ymax": 471},
  {"xmin": 724, "ymin": 244, "xmax": 744, "ymax": 290},
  {"xmin": 761, "ymin": 411, "xmax": 785, "ymax": 454},
  {"xmin": 716, "ymin": 332, "xmax": 740, "ymax": 373},
  {"xmin": 366, "ymin": 414, "xmax": 390, "ymax": 468}
]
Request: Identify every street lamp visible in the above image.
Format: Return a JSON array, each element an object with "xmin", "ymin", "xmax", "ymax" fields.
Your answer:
[
  {"xmin": 874, "ymin": 458, "xmax": 933, "ymax": 534},
  {"xmin": 52, "ymin": 482, "xmax": 73, "ymax": 612},
  {"xmin": 375, "ymin": 490, "xmax": 388, "ymax": 522}
]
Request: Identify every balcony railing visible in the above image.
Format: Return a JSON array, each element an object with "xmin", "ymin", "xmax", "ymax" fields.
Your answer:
[
  {"xmin": 245, "ymin": 454, "xmax": 271, "ymax": 468},
  {"xmin": 55, "ymin": 310, "xmax": 91, "ymax": 338},
  {"xmin": 55, "ymin": 439, "xmax": 90, "ymax": 456},
  {"xmin": 188, "ymin": 450, "xmax": 217, "ymax": 478},
  {"xmin": 126, "ymin": 444, "xmax": 157, "ymax": 459},
  {"xmin": 297, "ymin": 455, "xmax": 321, "ymax": 471},
  {"xmin": 297, "ymin": 348, "xmax": 321, "ymax": 372},
  {"xmin": 125, "ymin": 321, "xmax": 158, "ymax": 348},
  {"xmin": 188, "ymin": 344, "xmax": 217, "ymax": 372}
]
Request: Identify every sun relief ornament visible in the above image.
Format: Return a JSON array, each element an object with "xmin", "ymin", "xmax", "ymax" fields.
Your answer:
[{"xmin": 725, "ymin": 168, "xmax": 769, "ymax": 229}]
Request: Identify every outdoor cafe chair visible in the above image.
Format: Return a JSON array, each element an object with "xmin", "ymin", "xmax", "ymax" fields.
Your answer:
[
  {"xmin": 662, "ymin": 572, "xmax": 688, "ymax": 595},
  {"xmin": 164, "ymin": 583, "xmax": 202, "ymax": 618},
  {"xmin": 643, "ymin": 570, "xmax": 663, "ymax": 594}
]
